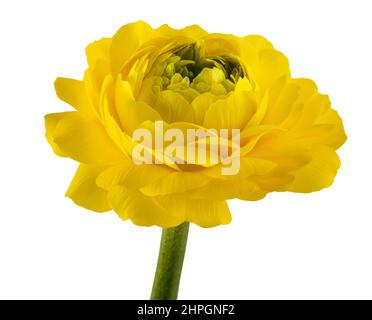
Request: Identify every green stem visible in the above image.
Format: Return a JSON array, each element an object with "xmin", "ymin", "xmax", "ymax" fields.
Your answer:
[{"xmin": 150, "ymin": 222, "xmax": 190, "ymax": 300}]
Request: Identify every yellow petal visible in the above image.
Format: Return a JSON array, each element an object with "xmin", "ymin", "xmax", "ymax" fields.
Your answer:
[
  {"xmin": 97, "ymin": 163, "xmax": 172, "ymax": 190},
  {"xmin": 156, "ymin": 195, "xmax": 232, "ymax": 228},
  {"xmin": 85, "ymin": 38, "xmax": 113, "ymax": 90},
  {"xmin": 201, "ymin": 156, "xmax": 275, "ymax": 179},
  {"xmin": 248, "ymin": 134, "xmax": 312, "ymax": 173},
  {"xmin": 283, "ymin": 124, "xmax": 341, "ymax": 150},
  {"xmin": 155, "ymin": 24, "xmax": 208, "ymax": 40},
  {"xmin": 140, "ymin": 171, "xmax": 211, "ymax": 196},
  {"xmin": 54, "ymin": 78, "xmax": 94, "ymax": 116},
  {"xmin": 239, "ymin": 35, "xmax": 274, "ymax": 52},
  {"xmin": 252, "ymin": 170, "xmax": 294, "ymax": 192},
  {"xmin": 202, "ymin": 34, "xmax": 241, "ymax": 56},
  {"xmin": 125, "ymin": 54, "xmax": 151, "ymax": 97},
  {"xmin": 153, "ymin": 90, "xmax": 194, "ymax": 123},
  {"xmin": 47, "ymin": 111, "xmax": 125, "ymax": 164},
  {"xmin": 161, "ymin": 121, "xmax": 222, "ymax": 167},
  {"xmin": 82, "ymin": 70, "xmax": 101, "ymax": 114},
  {"xmin": 293, "ymin": 91, "xmax": 328, "ymax": 129},
  {"xmin": 191, "ymin": 93, "xmax": 221, "ymax": 125},
  {"xmin": 97, "ymin": 75, "xmax": 137, "ymax": 157},
  {"xmin": 291, "ymin": 90, "xmax": 346, "ymax": 149},
  {"xmin": 203, "ymin": 85, "xmax": 257, "ymax": 129},
  {"xmin": 44, "ymin": 113, "xmax": 68, "ymax": 157},
  {"xmin": 245, "ymin": 91, "xmax": 269, "ymax": 127},
  {"xmin": 101, "ymin": 94, "xmax": 137, "ymax": 157},
  {"xmin": 286, "ymin": 145, "xmax": 341, "ymax": 193},
  {"xmin": 115, "ymin": 78, "xmax": 161, "ymax": 135},
  {"xmin": 188, "ymin": 179, "xmax": 267, "ymax": 201},
  {"xmin": 262, "ymin": 80, "xmax": 300, "ymax": 125},
  {"xmin": 66, "ymin": 164, "xmax": 110, "ymax": 212},
  {"xmin": 108, "ymin": 186, "xmax": 183, "ymax": 227},
  {"xmin": 86, "ymin": 38, "xmax": 111, "ymax": 69},
  {"xmin": 316, "ymin": 109, "xmax": 347, "ymax": 149},
  {"xmin": 291, "ymin": 78, "xmax": 318, "ymax": 102},
  {"xmin": 110, "ymin": 21, "xmax": 153, "ymax": 73},
  {"xmin": 240, "ymin": 36, "xmax": 289, "ymax": 91},
  {"xmin": 255, "ymin": 49, "xmax": 290, "ymax": 90}
]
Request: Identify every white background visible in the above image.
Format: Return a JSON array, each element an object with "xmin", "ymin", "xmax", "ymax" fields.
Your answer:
[{"xmin": 0, "ymin": 0, "xmax": 371, "ymax": 300}]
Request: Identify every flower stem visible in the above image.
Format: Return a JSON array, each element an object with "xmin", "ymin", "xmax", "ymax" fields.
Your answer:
[{"xmin": 150, "ymin": 222, "xmax": 190, "ymax": 300}]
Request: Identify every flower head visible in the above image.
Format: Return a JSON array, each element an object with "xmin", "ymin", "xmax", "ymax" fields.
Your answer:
[{"xmin": 45, "ymin": 21, "xmax": 346, "ymax": 227}]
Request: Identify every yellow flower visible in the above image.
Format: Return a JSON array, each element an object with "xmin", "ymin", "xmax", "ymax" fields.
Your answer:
[{"xmin": 45, "ymin": 21, "xmax": 346, "ymax": 228}]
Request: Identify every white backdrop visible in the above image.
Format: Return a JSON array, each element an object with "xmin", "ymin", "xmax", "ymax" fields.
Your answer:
[{"xmin": 0, "ymin": 0, "xmax": 371, "ymax": 299}]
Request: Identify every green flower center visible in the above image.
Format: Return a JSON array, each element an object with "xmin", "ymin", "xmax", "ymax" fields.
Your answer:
[
  {"xmin": 141, "ymin": 42, "xmax": 244, "ymax": 104},
  {"xmin": 161, "ymin": 43, "xmax": 244, "ymax": 96}
]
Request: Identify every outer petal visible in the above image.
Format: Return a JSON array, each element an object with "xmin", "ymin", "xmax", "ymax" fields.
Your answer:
[
  {"xmin": 85, "ymin": 38, "xmax": 113, "ymax": 90},
  {"xmin": 286, "ymin": 145, "xmax": 341, "ymax": 193},
  {"xmin": 262, "ymin": 80, "xmax": 300, "ymax": 125},
  {"xmin": 239, "ymin": 35, "xmax": 274, "ymax": 52},
  {"xmin": 55, "ymin": 78, "xmax": 94, "ymax": 116},
  {"xmin": 154, "ymin": 24, "xmax": 208, "ymax": 40},
  {"xmin": 249, "ymin": 134, "xmax": 311, "ymax": 167},
  {"xmin": 44, "ymin": 113, "xmax": 68, "ymax": 157},
  {"xmin": 45, "ymin": 111, "xmax": 125, "ymax": 164},
  {"xmin": 202, "ymin": 157, "xmax": 277, "ymax": 180},
  {"xmin": 239, "ymin": 36, "xmax": 290, "ymax": 91},
  {"xmin": 102, "ymin": 168, "xmax": 231, "ymax": 227},
  {"xmin": 97, "ymin": 163, "xmax": 173, "ymax": 190},
  {"xmin": 187, "ymin": 178, "xmax": 267, "ymax": 201},
  {"xmin": 110, "ymin": 21, "xmax": 153, "ymax": 73},
  {"xmin": 107, "ymin": 186, "xmax": 183, "ymax": 227},
  {"xmin": 156, "ymin": 195, "xmax": 232, "ymax": 228},
  {"xmin": 140, "ymin": 171, "xmax": 211, "ymax": 196},
  {"xmin": 202, "ymin": 34, "xmax": 241, "ymax": 57},
  {"xmin": 254, "ymin": 49, "xmax": 290, "ymax": 90},
  {"xmin": 66, "ymin": 164, "xmax": 110, "ymax": 212},
  {"xmin": 86, "ymin": 38, "xmax": 112, "ymax": 69},
  {"xmin": 316, "ymin": 108, "xmax": 347, "ymax": 149}
]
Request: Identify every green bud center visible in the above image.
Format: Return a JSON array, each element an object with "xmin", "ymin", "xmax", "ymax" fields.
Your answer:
[
  {"xmin": 141, "ymin": 42, "xmax": 245, "ymax": 105},
  {"xmin": 161, "ymin": 43, "xmax": 243, "ymax": 96}
]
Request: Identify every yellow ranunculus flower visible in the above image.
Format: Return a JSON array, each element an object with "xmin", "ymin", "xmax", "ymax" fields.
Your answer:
[{"xmin": 45, "ymin": 21, "xmax": 346, "ymax": 228}]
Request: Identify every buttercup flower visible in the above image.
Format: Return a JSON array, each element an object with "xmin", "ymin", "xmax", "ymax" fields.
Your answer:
[{"xmin": 45, "ymin": 21, "xmax": 346, "ymax": 228}]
